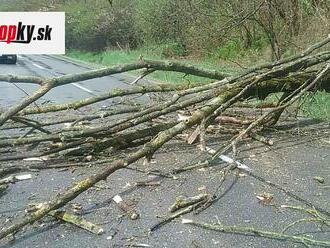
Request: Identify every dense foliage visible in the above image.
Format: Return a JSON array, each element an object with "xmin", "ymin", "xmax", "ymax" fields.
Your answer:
[{"xmin": 1, "ymin": 0, "xmax": 329, "ymax": 59}]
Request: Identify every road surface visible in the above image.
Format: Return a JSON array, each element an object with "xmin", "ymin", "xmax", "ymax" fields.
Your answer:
[
  {"xmin": 0, "ymin": 55, "xmax": 329, "ymax": 248},
  {"xmin": 0, "ymin": 54, "xmax": 136, "ymax": 107}
]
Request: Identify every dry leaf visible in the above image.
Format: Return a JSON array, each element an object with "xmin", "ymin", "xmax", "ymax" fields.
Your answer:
[{"xmin": 256, "ymin": 192, "xmax": 274, "ymax": 204}]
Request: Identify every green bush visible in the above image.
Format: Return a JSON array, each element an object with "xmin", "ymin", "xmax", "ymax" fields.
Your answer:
[
  {"xmin": 250, "ymin": 37, "xmax": 269, "ymax": 52},
  {"xmin": 214, "ymin": 38, "xmax": 244, "ymax": 60},
  {"xmin": 133, "ymin": 0, "xmax": 184, "ymax": 44},
  {"xmin": 160, "ymin": 42, "xmax": 187, "ymax": 58},
  {"xmin": 64, "ymin": 0, "xmax": 137, "ymax": 51},
  {"xmin": 64, "ymin": 2, "xmax": 107, "ymax": 51}
]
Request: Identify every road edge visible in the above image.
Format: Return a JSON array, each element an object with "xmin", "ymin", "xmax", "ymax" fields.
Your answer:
[
  {"xmin": 46, "ymin": 54, "xmax": 161, "ymax": 84},
  {"xmin": 46, "ymin": 54, "xmax": 103, "ymax": 70}
]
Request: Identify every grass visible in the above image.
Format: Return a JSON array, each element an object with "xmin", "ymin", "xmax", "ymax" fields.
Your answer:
[
  {"xmin": 66, "ymin": 47, "xmax": 237, "ymax": 85},
  {"xmin": 66, "ymin": 48, "xmax": 330, "ymax": 121},
  {"xmin": 301, "ymin": 91, "xmax": 330, "ymax": 121}
]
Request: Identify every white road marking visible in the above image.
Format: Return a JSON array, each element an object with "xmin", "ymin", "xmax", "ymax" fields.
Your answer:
[
  {"xmin": 31, "ymin": 62, "xmax": 47, "ymax": 70},
  {"xmin": 29, "ymin": 57, "xmax": 95, "ymax": 95},
  {"xmin": 72, "ymin": 83, "xmax": 94, "ymax": 94}
]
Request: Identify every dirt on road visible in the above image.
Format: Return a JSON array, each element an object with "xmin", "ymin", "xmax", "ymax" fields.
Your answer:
[{"xmin": 0, "ymin": 119, "xmax": 329, "ymax": 248}]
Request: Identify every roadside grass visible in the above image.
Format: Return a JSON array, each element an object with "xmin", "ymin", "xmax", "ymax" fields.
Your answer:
[
  {"xmin": 66, "ymin": 48, "xmax": 237, "ymax": 85},
  {"xmin": 301, "ymin": 91, "xmax": 330, "ymax": 121},
  {"xmin": 245, "ymin": 92, "xmax": 330, "ymax": 122},
  {"xmin": 66, "ymin": 49, "xmax": 330, "ymax": 121}
]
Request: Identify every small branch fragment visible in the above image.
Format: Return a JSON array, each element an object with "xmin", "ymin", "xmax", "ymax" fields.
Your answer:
[
  {"xmin": 182, "ymin": 219, "xmax": 330, "ymax": 247},
  {"xmin": 150, "ymin": 193, "xmax": 211, "ymax": 232},
  {"xmin": 0, "ymin": 174, "xmax": 32, "ymax": 185},
  {"xmin": 50, "ymin": 210, "xmax": 104, "ymax": 235},
  {"xmin": 150, "ymin": 199, "xmax": 208, "ymax": 233},
  {"xmin": 27, "ymin": 203, "xmax": 104, "ymax": 235},
  {"xmin": 112, "ymin": 195, "xmax": 139, "ymax": 220},
  {"xmin": 169, "ymin": 194, "xmax": 211, "ymax": 213},
  {"xmin": 130, "ymin": 69, "xmax": 156, "ymax": 85},
  {"xmin": 280, "ymin": 205, "xmax": 330, "ymax": 233}
]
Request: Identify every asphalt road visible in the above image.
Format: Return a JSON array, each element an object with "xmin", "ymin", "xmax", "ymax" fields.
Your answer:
[
  {"xmin": 0, "ymin": 54, "xmax": 134, "ymax": 107},
  {"xmin": 0, "ymin": 56, "xmax": 329, "ymax": 248}
]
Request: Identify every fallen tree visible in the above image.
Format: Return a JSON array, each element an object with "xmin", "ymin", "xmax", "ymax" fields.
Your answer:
[{"xmin": 0, "ymin": 35, "xmax": 329, "ymax": 242}]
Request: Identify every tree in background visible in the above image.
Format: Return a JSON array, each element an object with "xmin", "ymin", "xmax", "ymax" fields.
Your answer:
[{"xmin": 0, "ymin": 0, "xmax": 329, "ymax": 60}]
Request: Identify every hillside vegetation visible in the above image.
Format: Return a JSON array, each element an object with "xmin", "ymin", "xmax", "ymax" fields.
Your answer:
[{"xmin": 1, "ymin": 0, "xmax": 329, "ymax": 61}]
